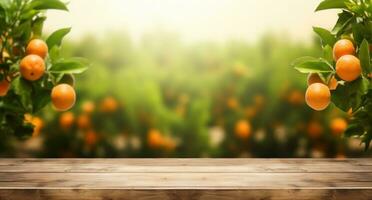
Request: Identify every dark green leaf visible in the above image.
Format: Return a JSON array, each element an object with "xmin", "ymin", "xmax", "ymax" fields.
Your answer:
[
  {"xmin": 313, "ymin": 27, "xmax": 337, "ymax": 47},
  {"xmin": 32, "ymin": 16, "xmax": 46, "ymax": 37},
  {"xmin": 12, "ymin": 77, "xmax": 33, "ymax": 112},
  {"xmin": 359, "ymin": 39, "xmax": 371, "ymax": 75},
  {"xmin": 46, "ymin": 27, "xmax": 71, "ymax": 49},
  {"xmin": 332, "ymin": 11, "xmax": 354, "ymax": 36}
]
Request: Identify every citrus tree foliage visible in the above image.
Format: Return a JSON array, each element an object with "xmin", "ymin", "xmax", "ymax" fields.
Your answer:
[
  {"xmin": 293, "ymin": 0, "xmax": 372, "ymax": 149},
  {"xmin": 0, "ymin": 0, "xmax": 87, "ymax": 138}
]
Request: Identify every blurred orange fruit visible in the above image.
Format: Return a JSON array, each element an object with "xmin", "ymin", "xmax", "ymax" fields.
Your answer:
[
  {"xmin": 24, "ymin": 114, "xmax": 44, "ymax": 137},
  {"xmin": 77, "ymin": 114, "xmax": 90, "ymax": 130},
  {"xmin": 336, "ymin": 55, "xmax": 361, "ymax": 82},
  {"xmin": 330, "ymin": 118, "xmax": 347, "ymax": 136},
  {"xmin": 333, "ymin": 39, "xmax": 355, "ymax": 61},
  {"xmin": 226, "ymin": 97, "xmax": 239, "ymax": 109},
  {"xmin": 287, "ymin": 90, "xmax": 304, "ymax": 105},
  {"xmin": 26, "ymin": 39, "xmax": 48, "ymax": 59},
  {"xmin": 51, "ymin": 84, "xmax": 76, "ymax": 111},
  {"xmin": 0, "ymin": 79, "xmax": 10, "ymax": 97},
  {"xmin": 305, "ymin": 83, "xmax": 330, "ymax": 111},
  {"xmin": 307, "ymin": 121, "xmax": 323, "ymax": 139},
  {"xmin": 147, "ymin": 129, "xmax": 163, "ymax": 148},
  {"xmin": 59, "ymin": 112, "xmax": 75, "ymax": 130},
  {"xmin": 84, "ymin": 130, "xmax": 98, "ymax": 146},
  {"xmin": 234, "ymin": 119, "xmax": 251, "ymax": 139},
  {"xmin": 81, "ymin": 101, "xmax": 95, "ymax": 114},
  {"xmin": 100, "ymin": 96, "xmax": 118, "ymax": 113},
  {"xmin": 20, "ymin": 54, "xmax": 45, "ymax": 81}
]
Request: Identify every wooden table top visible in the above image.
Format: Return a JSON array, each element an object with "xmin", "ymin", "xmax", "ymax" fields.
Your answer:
[{"xmin": 0, "ymin": 159, "xmax": 371, "ymax": 200}]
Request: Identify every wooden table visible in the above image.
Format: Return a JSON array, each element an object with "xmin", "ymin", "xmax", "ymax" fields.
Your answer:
[{"xmin": 0, "ymin": 159, "xmax": 371, "ymax": 199}]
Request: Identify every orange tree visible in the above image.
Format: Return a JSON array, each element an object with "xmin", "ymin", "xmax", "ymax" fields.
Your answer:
[
  {"xmin": 0, "ymin": 0, "xmax": 87, "ymax": 138},
  {"xmin": 292, "ymin": 0, "xmax": 372, "ymax": 149}
]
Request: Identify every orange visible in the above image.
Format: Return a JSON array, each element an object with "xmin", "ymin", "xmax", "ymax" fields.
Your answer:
[
  {"xmin": 328, "ymin": 76, "xmax": 338, "ymax": 90},
  {"xmin": 336, "ymin": 55, "xmax": 361, "ymax": 82},
  {"xmin": 0, "ymin": 79, "xmax": 10, "ymax": 96},
  {"xmin": 81, "ymin": 101, "xmax": 95, "ymax": 114},
  {"xmin": 330, "ymin": 118, "xmax": 347, "ymax": 136},
  {"xmin": 59, "ymin": 112, "xmax": 75, "ymax": 130},
  {"xmin": 147, "ymin": 129, "xmax": 163, "ymax": 148},
  {"xmin": 287, "ymin": 90, "xmax": 304, "ymax": 105},
  {"xmin": 100, "ymin": 96, "xmax": 118, "ymax": 113},
  {"xmin": 84, "ymin": 130, "xmax": 98, "ymax": 146},
  {"xmin": 226, "ymin": 97, "xmax": 239, "ymax": 109},
  {"xmin": 24, "ymin": 114, "xmax": 44, "ymax": 137},
  {"xmin": 307, "ymin": 121, "xmax": 323, "ymax": 139},
  {"xmin": 234, "ymin": 119, "xmax": 251, "ymax": 139},
  {"xmin": 26, "ymin": 39, "xmax": 48, "ymax": 59},
  {"xmin": 20, "ymin": 55, "xmax": 45, "ymax": 81},
  {"xmin": 305, "ymin": 83, "xmax": 331, "ymax": 111},
  {"xmin": 307, "ymin": 73, "xmax": 323, "ymax": 86},
  {"xmin": 333, "ymin": 39, "xmax": 355, "ymax": 61},
  {"xmin": 51, "ymin": 84, "xmax": 76, "ymax": 111},
  {"xmin": 77, "ymin": 114, "xmax": 91, "ymax": 130}
]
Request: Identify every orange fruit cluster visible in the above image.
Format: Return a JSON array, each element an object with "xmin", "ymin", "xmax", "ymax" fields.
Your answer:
[{"xmin": 305, "ymin": 39, "xmax": 362, "ymax": 111}]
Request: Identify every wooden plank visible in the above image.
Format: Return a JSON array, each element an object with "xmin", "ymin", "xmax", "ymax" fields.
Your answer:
[
  {"xmin": 0, "ymin": 159, "xmax": 371, "ymax": 199},
  {"xmin": 0, "ymin": 172, "xmax": 372, "ymax": 189},
  {"xmin": 1, "ymin": 189, "xmax": 372, "ymax": 200},
  {"xmin": 0, "ymin": 159, "xmax": 372, "ymax": 173}
]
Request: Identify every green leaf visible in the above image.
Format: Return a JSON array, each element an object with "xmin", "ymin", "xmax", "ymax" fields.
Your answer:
[
  {"xmin": 332, "ymin": 77, "xmax": 370, "ymax": 111},
  {"xmin": 323, "ymin": 45, "xmax": 334, "ymax": 63},
  {"xmin": 313, "ymin": 27, "xmax": 337, "ymax": 47},
  {"xmin": 32, "ymin": 89, "xmax": 51, "ymax": 113},
  {"xmin": 49, "ymin": 57, "xmax": 88, "ymax": 74},
  {"xmin": 359, "ymin": 39, "xmax": 371, "ymax": 75},
  {"xmin": 12, "ymin": 77, "xmax": 33, "ymax": 112},
  {"xmin": 46, "ymin": 27, "xmax": 71, "ymax": 49},
  {"xmin": 28, "ymin": 0, "xmax": 68, "ymax": 11},
  {"xmin": 315, "ymin": 0, "xmax": 347, "ymax": 11},
  {"xmin": 292, "ymin": 56, "xmax": 334, "ymax": 73},
  {"xmin": 32, "ymin": 16, "xmax": 46, "ymax": 37},
  {"xmin": 344, "ymin": 123, "xmax": 365, "ymax": 137},
  {"xmin": 332, "ymin": 11, "xmax": 354, "ymax": 36}
]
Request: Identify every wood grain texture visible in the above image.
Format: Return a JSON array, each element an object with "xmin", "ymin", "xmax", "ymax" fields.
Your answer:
[{"xmin": 0, "ymin": 159, "xmax": 371, "ymax": 200}]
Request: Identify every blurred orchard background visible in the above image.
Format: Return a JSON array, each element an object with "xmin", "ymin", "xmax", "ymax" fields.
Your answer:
[{"xmin": 1, "ymin": 0, "xmax": 371, "ymax": 158}]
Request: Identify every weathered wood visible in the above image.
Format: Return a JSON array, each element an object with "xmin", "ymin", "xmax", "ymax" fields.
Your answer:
[{"xmin": 0, "ymin": 159, "xmax": 371, "ymax": 200}]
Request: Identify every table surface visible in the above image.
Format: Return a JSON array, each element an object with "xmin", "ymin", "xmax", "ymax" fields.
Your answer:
[{"xmin": 0, "ymin": 159, "xmax": 371, "ymax": 200}]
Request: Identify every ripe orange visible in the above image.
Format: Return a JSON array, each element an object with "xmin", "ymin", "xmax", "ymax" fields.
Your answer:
[
  {"xmin": 0, "ymin": 79, "xmax": 10, "ymax": 96},
  {"xmin": 26, "ymin": 39, "xmax": 48, "ymax": 59},
  {"xmin": 100, "ymin": 96, "xmax": 118, "ymax": 113},
  {"xmin": 234, "ymin": 119, "xmax": 251, "ymax": 139},
  {"xmin": 336, "ymin": 55, "xmax": 361, "ymax": 82},
  {"xmin": 51, "ymin": 84, "xmax": 76, "ymax": 111},
  {"xmin": 84, "ymin": 130, "xmax": 98, "ymax": 146},
  {"xmin": 59, "ymin": 112, "xmax": 75, "ymax": 130},
  {"xmin": 328, "ymin": 76, "xmax": 338, "ymax": 90},
  {"xmin": 305, "ymin": 83, "xmax": 331, "ymax": 111},
  {"xmin": 77, "ymin": 114, "xmax": 91, "ymax": 130},
  {"xmin": 333, "ymin": 39, "xmax": 355, "ymax": 61},
  {"xmin": 147, "ymin": 129, "xmax": 163, "ymax": 148},
  {"xmin": 307, "ymin": 73, "xmax": 323, "ymax": 86},
  {"xmin": 20, "ymin": 55, "xmax": 45, "ymax": 81},
  {"xmin": 330, "ymin": 118, "xmax": 347, "ymax": 136},
  {"xmin": 81, "ymin": 101, "xmax": 95, "ymax": 114},
  {"xmin": 307, "ymin": 121, "xmax": 323, "ymax": 139}
]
